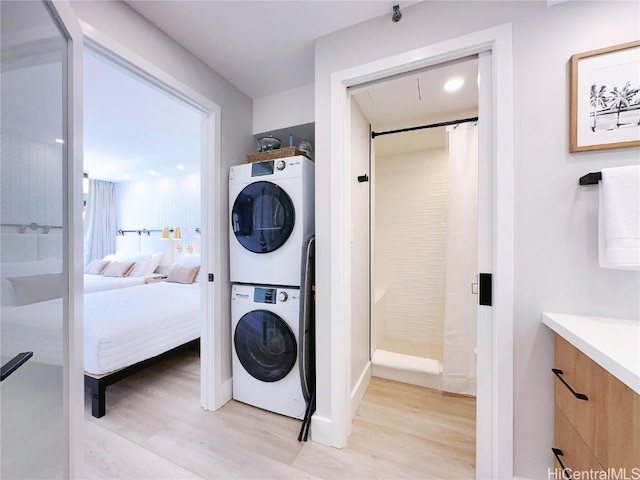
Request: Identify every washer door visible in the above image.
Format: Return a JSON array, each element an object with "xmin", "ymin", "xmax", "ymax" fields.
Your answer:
[
  {"xmin": 234, "ymin": 309, "xmax": 297, "ymax": 382},
  {"xmin": 231, "ymin": 181, "xmax": 295, "ymax": 254}
]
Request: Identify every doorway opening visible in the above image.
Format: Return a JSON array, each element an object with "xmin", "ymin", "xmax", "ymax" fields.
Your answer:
[
  {"xmin": 323, "ymin": 23, "xmax": 514, "ymax": 479},
  {"xmin": 350, "ymin": 55, "xmax": 479, "ymax": 476},
  {"xmin": 79, "ymin": 34, "xmax": 220, "ymax": 416},
  {"xmin": 81, "ymin": 45, "xmax": 205, "ymax": 416}
]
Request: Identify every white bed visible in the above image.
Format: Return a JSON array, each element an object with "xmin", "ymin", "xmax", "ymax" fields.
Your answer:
[
  {"xmin": 1, "ymin": 282, "xmax": 200, "ymax": 375},
  {"xmin": 1, "ymin": 231, "xmax": 201, "ymax": 416},
  {"xmin": 1, "ymin": 233, "xmax": 170, "ymax": 298},
  {"xmin": 83, "ymin": 282, "xmax": 200, "ymax": 375},
  {"xmin": 83, "ymin": 273, "xmax": 149, "ymax": 293}
]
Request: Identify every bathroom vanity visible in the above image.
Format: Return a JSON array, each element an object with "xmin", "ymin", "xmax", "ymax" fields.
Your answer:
[{"xmin": 543, "ymin": 313, "xmax": 640, "ymax": 473}]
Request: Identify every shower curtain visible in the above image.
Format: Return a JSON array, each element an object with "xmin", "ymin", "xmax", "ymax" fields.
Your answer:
[{"xmin": 442, "ymin": 122, "xmax": 478, "ymax": 395}]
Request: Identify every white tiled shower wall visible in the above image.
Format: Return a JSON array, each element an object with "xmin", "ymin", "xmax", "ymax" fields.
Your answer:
[{"xmin": 374, "ymin": 147, "xmax": 448, "ymax": 361}]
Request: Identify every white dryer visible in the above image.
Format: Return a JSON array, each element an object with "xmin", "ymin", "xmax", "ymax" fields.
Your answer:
[
  {"xmin": 231, "ymin": 284, "xmax": 306, "ymax": 419},
  {"xmin": 229, "ymin": 156, "xmax": 314, "ymax": 287}
]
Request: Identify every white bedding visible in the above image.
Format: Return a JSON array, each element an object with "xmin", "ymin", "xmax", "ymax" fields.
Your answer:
[
  {"xmin": 83, "ymin": 274, "xmax": 147, "ymax": 293},
  {"xmin": 0, "ymin": 282, "xmax": 200, "ymax": 375}
]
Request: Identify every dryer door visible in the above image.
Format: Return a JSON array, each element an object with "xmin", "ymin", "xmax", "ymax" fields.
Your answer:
[
  {"xmin": 231, "ymin": 181, "xmax": 295, "ymax": 253},
  {"xmin": 234, "ymin": 309, "xmax": 297, "ymax": 382}
]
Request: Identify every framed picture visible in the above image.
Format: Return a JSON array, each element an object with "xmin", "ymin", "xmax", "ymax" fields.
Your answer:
[{"xmin": 570, "ymin": 40, "xmax": 640, "ymax": 152}]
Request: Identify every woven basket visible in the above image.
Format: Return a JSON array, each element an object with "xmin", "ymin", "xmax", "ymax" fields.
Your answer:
[{"xmin": 246, "ymin": 146, "xmax": 309, "ymax": 163}]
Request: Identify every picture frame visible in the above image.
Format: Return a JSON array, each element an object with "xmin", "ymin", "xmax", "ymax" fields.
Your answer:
[{"xmin": 570, "ymin": 40, "xmax": 640, "ymax": 153}]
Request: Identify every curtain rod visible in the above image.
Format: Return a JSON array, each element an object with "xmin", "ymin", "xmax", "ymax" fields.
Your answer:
[{"xmin": 371, "ymin": 116, "xmax": 478, "ymax": 139}]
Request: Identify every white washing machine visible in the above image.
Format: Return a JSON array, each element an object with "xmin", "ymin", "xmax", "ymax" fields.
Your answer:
[
  {"xmin": 231, "ymin": 284, "xmax": 306, "ymax": 419},
  {"xmin": 229, "ymin": 156, "xmax": 314, "ymax": 287}
]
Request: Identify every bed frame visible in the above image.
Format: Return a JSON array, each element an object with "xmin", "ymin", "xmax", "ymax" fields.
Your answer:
[{"xmin": 84, "ymin": 339, "xmax": 199, "ymax": 418}]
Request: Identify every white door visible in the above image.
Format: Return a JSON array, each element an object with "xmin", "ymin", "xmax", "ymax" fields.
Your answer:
[
  {"xmin": 475, "ymin": 50, "xmax": 494, "ymax": 477},
  {"xmin": 0, "ymin": 1, "xmax": 83, "ymax": 477},
  {"xmin": 349, "ymin": 99, "xmax": 371, "ymax": 419}
]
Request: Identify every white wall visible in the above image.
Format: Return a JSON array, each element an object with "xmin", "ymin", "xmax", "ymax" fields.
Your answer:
[
  {"xmin": 115, "ymin": 174, "xmax": 200, "ymax": 234},
  {"xmin": 0, "ymin": 131, "xmax": 63, "ymax": 228},
  {"xmin": 375, "ymin": 147, "xmax": 448, "ymax": 362},
  {"xmin": 70, "ymin": 0, "xmax": 254, "ymax": 394},
  {"xmin": 253, "ymin": 83, "xmax": 314, "ymax": 135},
  {"xmin": 314, "ymin": 1, "xmax": 640, "ymax": 477}
]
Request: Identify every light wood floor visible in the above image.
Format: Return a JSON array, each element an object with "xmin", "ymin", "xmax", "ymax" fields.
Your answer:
[{"xmin": 84, "ymin": 346, "xmax": 475, "ymax": 479}]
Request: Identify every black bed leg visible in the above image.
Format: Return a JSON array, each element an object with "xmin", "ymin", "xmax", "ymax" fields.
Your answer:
[{"xmin": 91, "ymin": 385, "xmax": 106, "ymax": 418}]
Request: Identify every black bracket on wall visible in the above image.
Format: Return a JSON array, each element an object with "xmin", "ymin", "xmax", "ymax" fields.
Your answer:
[
  {"xmin": 579, "ymin": 172, "xmax": 602, "ymax": 185},
  {"xmin": 479, "ymin": 273, "xmax": 492, "ymax": 306},
  {"xmin": 357, "ymin": 174, "xmax": 369, "ymax": 183}
]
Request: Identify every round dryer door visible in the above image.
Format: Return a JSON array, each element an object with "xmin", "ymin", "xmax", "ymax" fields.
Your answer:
[
  {"xmin": 231, "ymin": 181, "xmax": 295, "ymax": 253},
  {"xmin": 234, "ymin": 309, "xmax": 297, "ymax": 382}
]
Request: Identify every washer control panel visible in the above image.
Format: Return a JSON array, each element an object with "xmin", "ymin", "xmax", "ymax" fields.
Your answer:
[{"xmin": 253, "ymin": 287, "xmax": 276, "ymax": 304}]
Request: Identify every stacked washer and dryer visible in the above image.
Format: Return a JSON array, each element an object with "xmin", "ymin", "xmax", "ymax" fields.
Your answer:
[{"xmin": 229, "ymin": 156, "xmax": 314, "ymax": 420}]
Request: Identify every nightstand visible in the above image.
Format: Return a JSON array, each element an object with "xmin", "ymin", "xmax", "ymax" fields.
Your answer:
[{"xmin": 145, "ymin": 275, "xmax": 167, "ymax": 284}]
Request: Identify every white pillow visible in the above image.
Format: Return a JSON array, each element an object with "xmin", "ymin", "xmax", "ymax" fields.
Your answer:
[
  {"xmin": 166, "ymin": 264, "xmax": 200, "ymax": 284},
  {"xmin": 1, "ymin": 281, "xmax": 17, "ymax": 306},
  {"xmin": 85, "ymin": 259, "xmax": 110, "ymax": 275},
  {"xmin": 7, "ymin": 274, "xmax": 63, "ymax": 306},
  {"xmin": 1, "ymin": 258, "xmax": 63, "ymax": 306},
  {"xmin": 102, "ymin": 252, "xmax": 150, "ymax": 277},
  {"xmin": 180, "ymin": 254, "xmax": 201, "ymax": 266},
  {"xmin": 180, "ymin": 254, "xmax": 201, "ymax": 282},
  {"xmin": 1, "ymin": 257, "xmax": 62, "ymax": 278},
  {"xmin": 144, "ymin": 253, "xmax": 163, "ymax": 275},
  {"xmin": 102, "ymin": 261, "xmax": 135, "ymax": 277}
]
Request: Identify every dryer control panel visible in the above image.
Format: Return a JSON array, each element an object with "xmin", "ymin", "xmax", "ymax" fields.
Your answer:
[{"xmin": 251, "ymin": 161, "xmax": 274, "ymax": 177}]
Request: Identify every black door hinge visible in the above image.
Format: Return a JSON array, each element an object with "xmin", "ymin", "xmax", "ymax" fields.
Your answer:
[{"xmin": 208, "ymin": 273, "xmax": 214, "ymax": 282}]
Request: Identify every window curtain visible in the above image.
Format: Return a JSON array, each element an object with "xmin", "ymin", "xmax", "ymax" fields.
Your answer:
[{"xmin": 83, "ymin": 179, "xmax": 116, "ymax": 266}]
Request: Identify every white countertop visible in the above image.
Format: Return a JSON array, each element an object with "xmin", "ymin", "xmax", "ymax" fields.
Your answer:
[{"xmin": 542, "ymin": 312, "xmax": 640, "ymax": 395}]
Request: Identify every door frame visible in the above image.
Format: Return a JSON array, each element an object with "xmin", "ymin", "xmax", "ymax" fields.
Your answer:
[
  {"xmin": 76, "ymin": 20, "xmax": 224, "ymax": 411},
  {"xmin": 326, "ymin": 24, "xmax": 514, "ymax": 479},
  {"xmin": 47, "ymin": 1, "xmax": 84, "ymax": 477}
]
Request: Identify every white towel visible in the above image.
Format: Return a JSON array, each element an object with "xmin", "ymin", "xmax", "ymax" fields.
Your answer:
[{"xmin": 599, "ymin": 165, "xmax": 640, "ymax": 270}]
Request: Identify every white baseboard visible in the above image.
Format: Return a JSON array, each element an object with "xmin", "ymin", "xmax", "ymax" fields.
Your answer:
[
  {"xmin": 310, "ymin": 414, "xmax": 334, "ymax": 446},
  {"xmin": 210, "ymin": 378, "xmax": 232, "ymax": 410},
  {"xmin": 350, "ymin": 362, "xmax": 371, "ymax": 420},
  {"xmin": 221, "ymin": 377, "xmax": 232, "ymax": 403}
]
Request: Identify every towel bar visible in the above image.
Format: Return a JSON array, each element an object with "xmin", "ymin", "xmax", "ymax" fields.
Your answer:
[{"xmin": 579, "ymin": 172, "xmax": 602, "ymax": 185}]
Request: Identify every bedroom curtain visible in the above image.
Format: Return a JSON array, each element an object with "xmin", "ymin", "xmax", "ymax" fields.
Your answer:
[{"xmin": 83, "ymin": 179, "xmax": 116, "ymax": 266}]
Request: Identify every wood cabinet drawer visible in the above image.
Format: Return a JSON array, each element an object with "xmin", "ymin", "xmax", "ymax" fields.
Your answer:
[
  {"xmin": 554, "ymin": 335, "xmax": 640, "ymax": 470},
  {"xmin": 554, "ymin": 336, "xmax": 597, "ymax": 450},
  {"xmin": 593, "ymin": 365, "xmax": 640, "ymax": 470},
  {"xmin": 554, "ymin": 405, "xmax": 604, "ymax": 474}
]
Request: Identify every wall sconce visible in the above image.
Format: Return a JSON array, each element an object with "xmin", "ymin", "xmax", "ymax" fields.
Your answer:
[
  {"xmin": 174, "ymin": 227, "xmax": 184, "ymax": 253},
  {"xmin": 160, "ymin": 226, "xmax": 195, "ymax": 254}
]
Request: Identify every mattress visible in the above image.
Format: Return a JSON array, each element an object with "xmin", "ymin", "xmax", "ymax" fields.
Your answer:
[
  {"xmin": 0, "ymin": 282, "xmax": 200, "ymax": 375},
  {"xmin": 83, "ymin": 273, "xmax": 147, "ymax": 293}
]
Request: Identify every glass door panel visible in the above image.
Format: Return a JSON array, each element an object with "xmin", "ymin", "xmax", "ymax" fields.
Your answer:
[{"xmin": 1, "ymin": 1, "xmax": 69, "ymax": 477}]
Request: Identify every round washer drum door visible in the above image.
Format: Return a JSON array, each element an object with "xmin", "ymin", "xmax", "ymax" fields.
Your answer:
[
  {"xmin": 234, "ymin": 309, "xmax": 297, "ymax": 382},
  {"xmin": 231, "ymin": 181, "xmax": 295, "ymax": 254}
]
